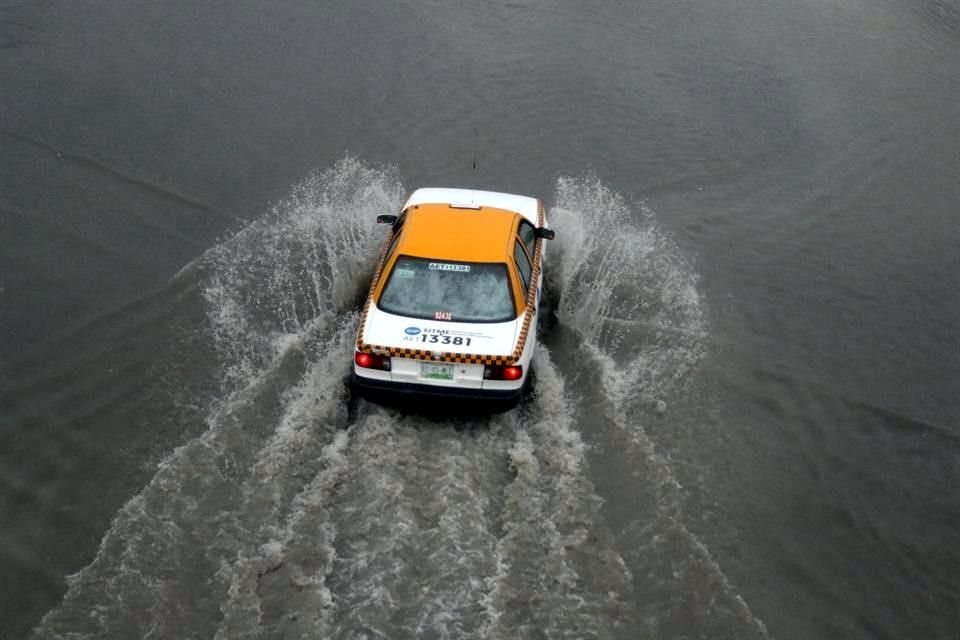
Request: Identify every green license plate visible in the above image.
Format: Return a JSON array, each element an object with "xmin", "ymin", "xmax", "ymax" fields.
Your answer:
[{"xmin": 420, "ymin": 362, "xmax": 454, "ymax": 380}]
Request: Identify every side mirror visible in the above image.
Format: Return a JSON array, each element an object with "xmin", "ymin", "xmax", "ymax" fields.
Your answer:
[
  {"xmin": 376, "ymin": 214, "xmax": 397, "ymax": 225},
  {"xmin": 535, "ymin": 227, "xmax": 555, "ymax": 240}
]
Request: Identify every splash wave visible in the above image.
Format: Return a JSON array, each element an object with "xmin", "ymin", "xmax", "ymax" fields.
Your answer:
[{"xmin": 33, "ymin": 161, "xmax": 768, "ymax": 640}]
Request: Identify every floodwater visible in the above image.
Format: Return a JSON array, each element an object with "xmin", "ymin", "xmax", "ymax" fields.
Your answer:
[{"xmin": 1, "ymin": 1, "xmax": 958, "ymax": 638}]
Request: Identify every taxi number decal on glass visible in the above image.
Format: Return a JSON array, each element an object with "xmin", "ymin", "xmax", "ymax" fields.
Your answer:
[
  {"xmin": 428, "ymin": 263, "xmax": 470, "ymax": 272},
  {"xmin": 420, "ymin": 334, "xmax": 471, "ymax": 346},
  {"xmin": 434, "ymin": 311, "xmax": 453, "ymax": 321}
]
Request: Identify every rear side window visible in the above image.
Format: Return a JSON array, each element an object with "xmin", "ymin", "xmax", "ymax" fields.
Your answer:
[
  {"xmin": 514, "ymin": 240, "xmax": 532, "ymax": 292},
  {"xmin": 378, "ymin": 256, "xmax": 517, "ymax": 322},
  {"xmin": 384, "ymin": 228, "xmax": 403, "ymax": 261},
  {"xmin": 518, "ymin": 220, "xmax": 537, "ymax": 258}
]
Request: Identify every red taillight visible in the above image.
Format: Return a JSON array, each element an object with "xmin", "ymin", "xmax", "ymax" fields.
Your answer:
[
  {"xmin": 355, "ymin": 351, "xmax": 390, "ymax": 371},
  {"xmin": 502, "ymin": 365, "xmax": 523, "ymax": 381},
  {"xmin": 484, "ymin": 364, "xmax": 523, "ymax": 381},
  {"xmin": 355, "ymin": 352, "xmax": 373, "ymax": 368}
]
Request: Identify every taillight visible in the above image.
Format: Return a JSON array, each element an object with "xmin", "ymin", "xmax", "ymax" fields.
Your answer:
[
  {"xmin": 502, "ymin": 365, "xmax": 523, "ymax": 381},
  {"xmin": 355, "ymin": 352, "xmax": 373, "ymax": 368},
  {"xmin": 355, "ymin": 351, "xmax": 391, "ymax": 371},
  {"xmin": 484, "ymin": 364, "xmax": 523, "ymax": 381}
]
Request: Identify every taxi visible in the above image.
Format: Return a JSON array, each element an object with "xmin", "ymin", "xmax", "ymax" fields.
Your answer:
[{"xmin": 352, "ymin": 188, "xmax": 554, "ymax": 406}]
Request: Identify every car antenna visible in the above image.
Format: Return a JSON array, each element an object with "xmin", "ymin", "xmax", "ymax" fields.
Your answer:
[{"xmin": 472, "ymin": 127, "xmax": 478, "ymax": 172}]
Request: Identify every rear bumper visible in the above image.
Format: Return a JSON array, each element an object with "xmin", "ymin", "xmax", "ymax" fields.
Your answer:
[{"xmin": 351, "ymin": 372, "xmax": 524, "ymax": 405}]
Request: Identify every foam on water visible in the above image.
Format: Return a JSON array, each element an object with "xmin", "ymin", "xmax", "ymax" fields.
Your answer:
[
  {"xmin": 215, "ymin": 426, "xmax": 353, "ymax": 640},
  {"xmin": 550, "ymin": 175, "xmax": 706, "ymax": 395},
  {"xmin": 210, "ymin": 319, "xmax": 358, "ymax": 639},
  {"xmin": 482, "ymin": 347, "xmax": 633, "ymax": 640},
  {"xmin": 31, "ymin": 158, "xmax": 398, "ymax": 639},
  {"xmin": 30, "ymin": 318, "xmax": 363, "ymax": 639},
  {"xmin": 202, "ymin": 156, "xmax": 402, "ymax": 387},
  {"xmin": 311, "ymin": 349, "xmax": 628, "ymax": 639},
  {"xmin": 550, "ymin": 177, "xmax": 771, "ymax": 638},
  {"xmin": 317, "ymin": 410, "xmax": 492, "ymax": 639},
  {"xmin": 34, "ymin": 160, "xmax": 767, "ymax": 639}
]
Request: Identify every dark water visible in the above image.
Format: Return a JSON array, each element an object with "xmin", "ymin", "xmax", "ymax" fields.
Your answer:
[{"xmin": 2, "ymin": 1, "xmax": 959, "ymax": 638}]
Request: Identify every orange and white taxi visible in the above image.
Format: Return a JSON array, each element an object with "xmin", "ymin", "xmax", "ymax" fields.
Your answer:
[{"xmin": 352, "ymin": 188, "xmax": 554, "ymax": 405}]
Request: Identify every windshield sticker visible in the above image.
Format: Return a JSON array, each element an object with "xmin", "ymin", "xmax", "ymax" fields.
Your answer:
[
  {"xmin": 394, "ymin": 267, "xmax": 416, "ymax": 278},
  {"xmin": 434, "ymin": 311, "xmax": 453, "ymax": 321},
  {"xmin": 428, "ymin": 262, "xmax": 470, "ymax": 273}
]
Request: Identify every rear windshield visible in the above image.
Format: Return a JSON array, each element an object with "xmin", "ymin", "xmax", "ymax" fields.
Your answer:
[{"xmin": 378, "ymin": 256, "xmax": 516, "ymax": 323}]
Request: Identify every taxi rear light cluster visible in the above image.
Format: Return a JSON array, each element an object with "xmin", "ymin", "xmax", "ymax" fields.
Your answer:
[
  {"xmin": 484, "ymin": 364, "xmax": 523, "ymax": 381},
  {"xmin": 355, "ymin": 351, "xmax": 391, "ymax": 371}
]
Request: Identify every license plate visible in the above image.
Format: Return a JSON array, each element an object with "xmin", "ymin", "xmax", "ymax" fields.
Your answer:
[{"xmin": 420, "ymin": 362, "xmax": 454, "ymax": 381}]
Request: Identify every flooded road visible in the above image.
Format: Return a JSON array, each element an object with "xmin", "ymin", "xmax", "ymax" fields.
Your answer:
[{"xmin": 2, "ymin": 1, "xmax": 959, "ymax": 638}]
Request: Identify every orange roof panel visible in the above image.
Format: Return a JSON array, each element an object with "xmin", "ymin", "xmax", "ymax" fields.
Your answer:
[{"xmin": 395, "ymin": 204, "xmax": 518, "ymax": 263}]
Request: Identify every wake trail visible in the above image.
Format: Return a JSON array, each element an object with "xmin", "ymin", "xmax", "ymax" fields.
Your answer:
[
  {"xmin": 31, "ymin": 157, "xmax": 402, "ymax": 640},
  {"xmin": 217, "ymin": 428, "xmax": 353, "ymax": 640},
  {"xmin": 482, "ymin": 348, "xmax": 634, "ymax": 640},
  {"xmin": 551, "ymin": 176, "xmax": 771, "ymax": 639},
  {"xmin": 32, "ymin": 160, "xmax": 768, "ymax": 640},
  {"xmin": 212, "ymin": 319, "xmax": 358, "ymax": 639},
  {"xmin": 315, "ymin": 410, "xmax": 511, "ymax": 640},
  {"xmin": 597, "ymin": 345, "xmax": 771, "ymax": 640},
  {"xmin": 321, "ymin": 412, "xmax": 432, "ymax": 638},
  {"xmin": 30, "ymin": 329, "xmax": 321, "ymax": 640},
  {"xmin": 311, "ymin": 349, "xmax": 631, "ymax": 640},
  {"xmin": 402, "ymin": 422, "xmax": 509, "ymax": 639}
]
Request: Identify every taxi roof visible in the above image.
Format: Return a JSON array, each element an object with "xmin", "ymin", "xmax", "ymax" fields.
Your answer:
[
  {"xmin": 395, "ymin": 203, "xmax": 519, "ymax": 263},
  {"xmin": 403, "ymin": 188, "xmax": 540, "ymax": 226}
]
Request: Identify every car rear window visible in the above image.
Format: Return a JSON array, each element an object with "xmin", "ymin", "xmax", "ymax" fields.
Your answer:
[{"xmin": 378, "ymin": 256, "xmax": 516, "ymax": 323}]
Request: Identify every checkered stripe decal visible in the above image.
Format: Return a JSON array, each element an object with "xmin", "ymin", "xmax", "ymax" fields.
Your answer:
[
  {"xmin": 358, "ymin": 345, "xmax": 516, "ymax": 366},
  {"xmin": 355, "ymin": 227, "xmax": 394, "ymax": 354},
  {"xmin": 507, "ymin": 201, "xmax": 545, "ymax": 362},
  {"xmin": 356, "ymin": 204, "xmax": 546, "ymax": 366}
]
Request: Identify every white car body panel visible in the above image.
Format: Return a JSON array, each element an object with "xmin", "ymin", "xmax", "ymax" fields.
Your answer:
[
  {"xmin": 362, "ymin": 306, "xmax": 520, "ymax": 358},
  {"xmin": 353, "ymin": 187, "xmax": 547, "ymax": 402},
  {"xmin": 403, "ymin": 188, "xmax": 541, "ymax": 227},
  {"xmin": 358, "ymin": 304, "xmax": 534, "ymax": 392}
]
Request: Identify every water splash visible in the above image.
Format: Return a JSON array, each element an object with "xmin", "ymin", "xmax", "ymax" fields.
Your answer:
[
  {"xmin": 33, "ymin": 161, "xmax": 768, "ymax": 640},
  {"xmin": 482, "ymin": 347, "xmax": 633, "ymax": 640},
  {"xmin": 550, "ymin": 175, "xmax": 706, "ymax": 404},
  {"xmin": 202, "ymin": 156, "xmax": 402, "ymax": 386},
  {"xmin": 31, "ymin": 157, "xmax": 398, "ymax": 640},
  {"xmin": 549, "ymin": 177, "xmax": 770, "ymax": 638}
]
